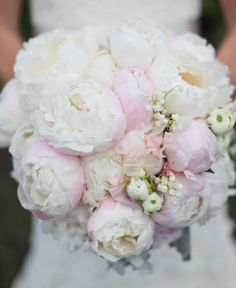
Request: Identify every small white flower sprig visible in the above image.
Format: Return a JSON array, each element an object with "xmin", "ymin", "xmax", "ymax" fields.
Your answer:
[
  {"xmin": 154, "ymin": 163, "xmax": 183, "ymax": 197},
  {"xmin": 146, "ymin": 86, "xmax": 183, "ymax": 133},
  {"xmin": 126, "ymin": 173, "xmax": 163, "ymax": 215}
]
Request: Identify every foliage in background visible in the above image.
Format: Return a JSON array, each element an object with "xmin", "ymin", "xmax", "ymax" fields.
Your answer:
[
  {"xmin": 20, "ymin": 0, "xmax": 32, "ymax": 40},
  {"xmin": 201, "ymin": 0, "xmax": 226, "ymax": 48}
]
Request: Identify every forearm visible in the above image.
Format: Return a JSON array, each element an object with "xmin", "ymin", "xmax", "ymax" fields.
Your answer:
[
  {"xmin": 220, "ymin": 0, "xmax": 236, "ymax": 31},
  {"xmin": 0, "ymin": 25, "xmax": 22, "ymax": 83},
  {"xmin": 0, "ymin": 0, "xmax": 23, "ymax": 83},
  {"xmin": 218, "ymin": 0, "xmax": 236, "ymax": 85},
  {"xmin": 218, "ymin": 29, "xmax": 236, "ymax": 85}
]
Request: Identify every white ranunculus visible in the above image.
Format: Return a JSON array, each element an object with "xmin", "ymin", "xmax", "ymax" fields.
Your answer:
[
  {"xmin": 0, "ymin": 79, "xmax": 26, "ymax": 147},
  {"xmin": 87, "ymin": 199, "xmax": 154, "ymax": 262},
  {"xmin": 205, "ymin": 153, "xmax": 236, "ymax": 216},
  {"xmin": 142, "ymin": 193, "xmax": 163, "ymax": 215},
  {"xmin": 148, "ymin": 51, "xmax": 234, "ymax": 118},
  {"xmin": 83, "ymin": 149, "xmax": 124, "ymax": 208},
  {"xmin": 207, "ymin": 107, "xmax": 236, "ymax": 135},
  {"xmin": 34, "ymin": 81, "xmax": 126, "ymax": 155},
  {"xmin": 86, "ymin": 50, "xmax": 117, "ymax": 86},
  {"xmin": 126, "ymin": 177, "xmax": 152, "ymax": 201},
  {"xmin": 41, "ymin": 204, "xmax": 89, "ymax": 251},
  {"xmin": 110, "ymin": 20, "xmax": 169, "ymax": 68}
]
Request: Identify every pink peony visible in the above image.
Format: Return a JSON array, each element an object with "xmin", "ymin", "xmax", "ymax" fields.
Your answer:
[
  {"xmin": 113, "ymin": 67, "xmax": 154, "ymax": 131},
  {"xmin": 115, "ymin": 130, "xmax": 163, "ymax": 177},
  {"xmin": 145, "ymin": 133, "xmax": 164, "ymax": 159},
  {"xmin": 152, "ymin": 172, "xmax": 210, "ymax": 227},
  {"xmin": 83, "ymin": 131, "xmax": 163, "ymax": 209},
  {"xmin": 17, "ymin": 140, "xmax": 85, "ymax": 219},
  {"xmin": 163, "ymin": 119, "xmax": 218, "ymax": 173}
]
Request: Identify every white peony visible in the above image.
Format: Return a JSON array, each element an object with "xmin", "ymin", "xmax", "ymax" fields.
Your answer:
[
  {"xmin": 0, "ymin": 79, "xmax": 26, "ymax": 147},
  {"xmin": 172, "ymin": 32, "xmax": 215, "ymax": 63},
  {"xmin": 9, "ymin": 116, "xmax": 40, "ymax": 182},
  {"xmin": 17, "ymin": 140, "xmax": 85, "ymax": 219},
  {"xmin": 34, "ymin": 80, "xmax": 126, "ymax": 155},
  {"xmin": 110, "ymin": 20, "xmax": 169, "ymax": 68},
  {"xmin": 41, "ymin": 204, "xmax": 89, "ymax": 251},
  {"xmin": 148, "ymin": 51, "xmax": 234, "ymax": 118},
  {"xmin": 205, "ymin": 153, "xmax": 236, "ymax": 216},
  {"xmin": 9, "ymin": 116, "xmax": 39, "ymax": 163},
  {"xmin": 14, "ymin": 28, "xmax": 103, "ymax": 111},
  {"xmin": 86, "ymin": 50, "xmax": 117, "ymax": 86},
  {"xmin": 82, "ymin": 149, "xmax": 124, "ymax": 208},
  {"xmin": 87, "ymin": 199, "xmax": 154, "ymax": 262},
  {"xmin": 14, "ymin": 28, "xmax": 100, "ymax": 86}
]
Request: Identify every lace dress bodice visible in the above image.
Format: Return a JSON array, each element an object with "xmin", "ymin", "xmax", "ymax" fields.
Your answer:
[{"xmin": 30, "ymin": 0, "xmax": 201, "ymax": 34}]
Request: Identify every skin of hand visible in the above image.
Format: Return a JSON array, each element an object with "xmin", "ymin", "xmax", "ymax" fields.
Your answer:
[
  {"xmin": 0, "ymin": 26, "xmax": 22, "ymax": 83},
  {"xmin": 218, "ymin": 0, "xmax": 236, "ymax": 86},
  {"xmin": 0, "ymin": 0, "xmax": 22, "ymax": 84},
  {"xmin": 218, "ymin": 29, "xmax": 236, "ymax": 86}
]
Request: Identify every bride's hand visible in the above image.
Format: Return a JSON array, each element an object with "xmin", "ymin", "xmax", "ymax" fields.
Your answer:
[
  {"xmin": 0, "ymin": 0, "xmax": 22, "ymax": 84},
  {"xmin": 218, "ymin": 29, "xmax": 236, "ymax": 85},
  {"xmin": 219, "ymin": 0, "xmax": 236, "ymax": 85}
]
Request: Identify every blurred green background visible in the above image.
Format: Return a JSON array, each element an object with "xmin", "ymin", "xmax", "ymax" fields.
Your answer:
[{"xmin": 1, "ymin": 0, "xmax": 236, "ymax": 287}]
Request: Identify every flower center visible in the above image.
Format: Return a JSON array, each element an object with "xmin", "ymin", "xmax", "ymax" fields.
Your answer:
[
  {"xmin": 69, "ymin": 94, "xmax": 89, "ymax": 112},
  {"xmin": 179, "ymin": 71, "xmax": 206, "ymax": 88}
]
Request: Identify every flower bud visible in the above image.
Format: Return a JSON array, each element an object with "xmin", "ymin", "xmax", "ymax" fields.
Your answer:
[
  {"xmin": 207, "ymin": 108, "xmax": 235, "ymax": 135},
  {"xmin": 126, "ymin": 177, "xmax": 152, "ymax": 201},
  {"xmin": 142, "ymin": 193, "xmax": 163, "ymax": 215}
]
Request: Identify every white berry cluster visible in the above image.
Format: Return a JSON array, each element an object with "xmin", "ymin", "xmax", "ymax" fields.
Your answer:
[
  {"xmin": 146, "ymin": 93, "xmax": 168, "ymax": 132},
  {"xmin": 154, "ymin": 171, "xmax": 182, "ymax": 197},
  {"xmin": 166, "ymin": 114, "xmax": 182, "ymax": 132},
  {"xmin": 146, "ymin": 92, "xmax": 182, "ymax": 133}
]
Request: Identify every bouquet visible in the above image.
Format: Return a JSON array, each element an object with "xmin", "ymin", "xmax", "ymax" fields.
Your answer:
[{"xmin": 1, "ymin": 21, "xmax": 236, "ymax": 271}]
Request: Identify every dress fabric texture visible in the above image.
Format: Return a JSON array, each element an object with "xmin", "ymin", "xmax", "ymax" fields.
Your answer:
[{"xmin": 12, "ymin": 1, "xmax": 236, "ymax": 287}]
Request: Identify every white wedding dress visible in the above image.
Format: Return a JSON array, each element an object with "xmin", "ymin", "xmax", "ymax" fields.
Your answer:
[{"xmin": 12, "ymin": 1, "xmax": 236, "ymax": 287}]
